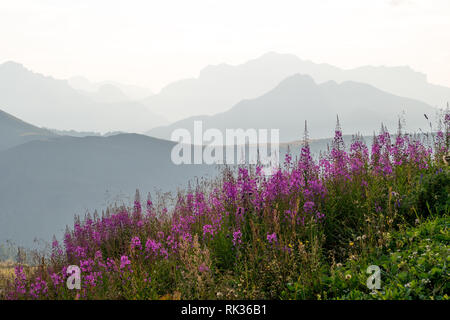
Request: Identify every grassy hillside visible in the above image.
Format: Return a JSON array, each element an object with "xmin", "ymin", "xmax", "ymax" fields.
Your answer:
[
  {"xmin": 1, "ymin": 111, "xmax": 449, "ymax": 300},
  {"xmin": 0, "ymin": 109, "xmax": 56, "ymax": 151}
]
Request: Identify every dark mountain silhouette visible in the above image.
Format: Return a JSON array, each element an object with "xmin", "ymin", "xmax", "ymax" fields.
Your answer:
[
  {"xmin": 146, "ymin": 74, "xmax": 438, "ymax": 142},
  {"xmin": 0, "ymin": 108, "xmax": 57, "ymax": 151},
  {"xmin": 0, "ymin": 133, "xmax": 216, "ymax": 246},
  {"xmin": 0, "ymin": 62, "xmax": 167, "ymax": 133},
  {"xmin": 142, "ymin": 52, "xmax": 449, "ymax": 121}
]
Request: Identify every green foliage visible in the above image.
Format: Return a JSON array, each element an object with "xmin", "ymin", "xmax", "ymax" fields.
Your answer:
[
  {"xmin": 416, "ymin": 169, "xmax": 450, "ymax": 216},
  {"xmin": 210, "ymin": 231, "xmax": 236, "ymax": 271},
  {"xmin": 286, "ymin": 215, "xmax": 449, "ymax": 300}
]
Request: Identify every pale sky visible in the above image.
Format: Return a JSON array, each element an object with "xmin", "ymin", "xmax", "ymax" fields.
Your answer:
[{"xmin": 1, "ymin": 0, "xmax": 449, "ymax": 92}]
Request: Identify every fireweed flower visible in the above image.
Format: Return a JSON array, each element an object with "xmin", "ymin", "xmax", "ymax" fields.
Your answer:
[
  {"xmin": 134, "ymin": 200, "xmax": 141, "ymax": 214},
  {"xmin": 80, "ymin": 259, "xmax": 94, "ymax": 273},
  {"xmin": 106, "ymin": 258, "xmax": 117, "ymax": 271},
  {"xmin": 303, "ymin": 201, "xmax": 315, "ymax": 214},
  {"xmin": 75, "ymin": 246, "xmax": 87, "ymax": 258},
  {"xmin": 182, "ymin": 232, "xmax": 193, "ymax": 243},
  {"xmin": 267, "ymin": 232, "xmax": 277, "ymax": 244},
  {"xmin": 51, "ymin": 238, "xmax": 59, "ymax": 249},
  {"xmin": 131, "ymin": 236, "xmax": 142, "ymax": 250},
  {"xmin": 203, "ymin": 224, "xmax": 215, "ymax": 238},
  {"xmin": 157, "ymin": 231, "xmax": 165, "ymax": 239},
  {"xmin": 13, "ymin": 266, "xmax": 27, "ymax": 296},
  {"xmin": 232, "ymin": 229, "xmax": 242, "ymax": 246},
  {"xmin": 61, "ymin": 266, "xmax": 68, "ymax": 278},
  {"xmin": 29, "ymin": 277, "xmax": 48, "ymax": 299},
  {"xmin": 85, "ymin": 271, "xmax": 102, "ymax": 287},
  {"xmin": 51, "ymin": 238, "xmax": 63, "ymax": 258},
  {"xmin": 198, "ymin": 263, "xmax": 209, "ymax": 273},
  {"xmin": 145, "ymin": 239, "xmax": 161, "ymax": 254},
  {"xmin": 92, "ymin": 231, "xmax": 101, "ymax": 245},
  {"xmin": 51, "ymin": 272, "xmax": 62, "ymax": 286},
  {"xmin": 94, "ymin": 250, "xmax": 103, "ymax": 260},
  {"xmin": 166, "ymin": 235, "xmax": 178, "ymax": 251},
  {"xmin": 284, "ymin": 153, "xmax": 292, "ymax": 166},
  {"xmin": 120, "ymin": 255, "xmax": 131, "ymax": 269},
  {"xmin": 160, "ymin": 248, "xmax": 169, "ymax": 260}
]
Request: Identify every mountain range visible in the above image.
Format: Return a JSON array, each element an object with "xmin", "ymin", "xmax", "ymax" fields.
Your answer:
[
  {"xmin": 147, "ymin": 74, "xmax": 438, "ymax": 142},
  {"xmin": 0, "ymin": 62, "xmax": 167, "ymax": 133},
  {"xmin": 142, "ymin": 52, "xmax": 450, "ymax": 122},
  {"xmin": 2, "ymin": 53, "xmax": 448, "ymax": 136},
  {"xmin": 68, "ymin": 76, "xmax": 154, "ymax": 102}
]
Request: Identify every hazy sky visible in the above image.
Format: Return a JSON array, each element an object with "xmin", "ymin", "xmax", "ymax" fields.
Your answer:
[{"xmin": 1, "ymin": 0, "xmax": 449, "ymax": 92}]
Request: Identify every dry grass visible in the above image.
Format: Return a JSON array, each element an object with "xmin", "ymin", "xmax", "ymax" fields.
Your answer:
[
  {"xmin": 0, "ymin": 260, "xmax": 16, "ymax": 298},
  {"xmin": 0, "ymin": 261, "xmax": 39, "ymax": 299}
]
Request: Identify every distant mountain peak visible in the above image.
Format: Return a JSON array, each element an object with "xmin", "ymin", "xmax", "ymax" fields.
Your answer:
[
  {"xmin": 1, "ymin": 60, "xmax": 24, "ymax": 67},
  {"xmin": 198, "ymin": 52, "xmax": 300, "ymax": 78},
  {"xmin": 270, "ymin": 73, "xmax": 317, "ymax": 94},
  {"xmin": 0, "ymin": 61, "xmax": 27, "ymax": 72},
  {"xmin": 279, "ymin": 73, "xmax": 316, "ymax": 86}
]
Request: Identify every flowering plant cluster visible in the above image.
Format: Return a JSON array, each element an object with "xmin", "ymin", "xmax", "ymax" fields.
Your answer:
[{"xmin": 4, "ymin": 111, "xmax": 449, "ymax": 300}]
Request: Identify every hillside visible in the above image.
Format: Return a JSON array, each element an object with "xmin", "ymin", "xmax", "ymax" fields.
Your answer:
[{"xmin": 0, "ymin": 109, "xmax": 56, "ymax": 151}]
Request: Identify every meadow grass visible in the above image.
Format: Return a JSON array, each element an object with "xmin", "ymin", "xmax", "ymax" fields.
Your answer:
[{"xmin": 0, "ymin": 261, "xmax": 16, "ymax": 298}]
